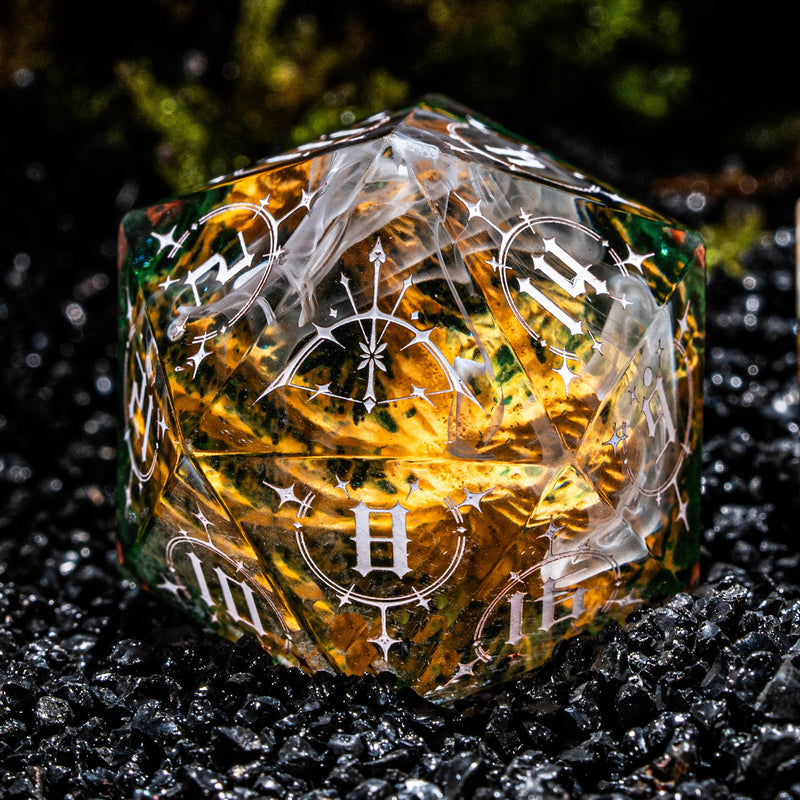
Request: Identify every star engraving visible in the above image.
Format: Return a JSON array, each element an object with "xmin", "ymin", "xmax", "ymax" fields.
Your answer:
[
  {"xmin": 609, "ymin": 590, "xmax": 642, "ymax": 610},
  {"xmin": 157, "ymin": 575, "xmax": 185, "ymax": 597},
  {"xmin": 299, "ymin": 187, "xmax": 319, "ymax": 208},
  {"xmin": 158, "ymin": 274, "xmax": 179, "ymax": 291},
  {"xmin": 603, "ymin": 423, "xmax": 628, "ymax": 456},
  {"xmin": 455, "ymin": 193, "xmax": 485, "ymax": 221},
  {"xmin": 538, "ymin": 517, "xmax": 564, "ymax": 553},
  {"xmin": 459, "ymin": 487, "xmax": 493, "ymax": 511},
  {"xmin": 156, "ymin": 409, "xmax": 170, "ymax": 440},
  {"xmin": 369, "ymin": 630, "xmax": 403, "ymax": 662},
  {"xmin": 553, "ymin": 351, "xmax": 579, "ymax": 395},
  {"xmin": 621, "ymin": 245, "xmax": 653, "ymax": 273},
  {"xmin": 309, "ymin": 383, "xmax": 332, "ymax": 400},
  {"xmin": 614, "ymin": 293, "xmax": 632, "ymax": 310},
  {"xmin": 337, "ymin": 584, "xmax": 356, "ymax": 607},
  {"xmin": 264, "ymin": 481, "xmax": 315, "ymax": 518},
  {"xmin": 194, "ymin": 507, "xmax": 213, "ymax": 537},
  {"xmin": 409, "ymin": 385, "xmax": 434, "ymax": 405},
  {"xmin": 676, "ymin": 494, "xmax": 689, "ymax": 529},
  {"xmin": 185, "ymin": 331, "xmax": 215, "ymax": 379},
  {"xmin": 263, "ymin": 482, "xmax": 303, "ymax": 508},
  {"xmin": 448, "ymin": 658, "xmax": 480, "ymax": 683},
  {"xmin": 678, "ymin": 303, "xmax": 691, "ymax": 338},
  {"xmin": 153, "ymin": 226, "xmax": 179, "ymax": 255},
  {"xmin": 411, "ymin": 587, "xmax": 431, "ymax": 610}
]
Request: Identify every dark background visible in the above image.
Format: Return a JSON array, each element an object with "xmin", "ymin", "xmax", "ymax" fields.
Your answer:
[{"xmin": 2, "ymin": 2, "xmax": 800, "ymax": 798}]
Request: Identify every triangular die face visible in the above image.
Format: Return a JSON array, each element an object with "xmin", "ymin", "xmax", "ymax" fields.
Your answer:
[
  {"xmin": 117, "ymin": 288, "xmax": 181, "ymax": 551},
  {"xmin": 123, "ymin": 454, "xmax": 330, "ymax": 674},
  {"xmin": 120, "ymin": 159, "xmax": 329, "ymax": 439},
  {"xmin": 187, "ymin": 149, "xmax": 522, "ymax": 460},
  {"xmin": 194, "ymin": 450, "xmax": 552, "ymax": 687},
  {"xmin": 427, "ymin": 162, "xmax": 689, "ymax": 454}
]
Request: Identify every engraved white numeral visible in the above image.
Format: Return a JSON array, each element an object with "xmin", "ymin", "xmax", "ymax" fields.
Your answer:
[
  {"xmin": 350, "ymin": 501, "xmax": 411, "ymax": 579},
  {"xmin": 186, "ymin": 551, "xmax": 267, "ymax": 637}
]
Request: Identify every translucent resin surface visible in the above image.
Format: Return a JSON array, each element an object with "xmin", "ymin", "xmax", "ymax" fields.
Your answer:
[{"xmin": 118, "ymin": 96, "xmax": 704, "ymax": 700}]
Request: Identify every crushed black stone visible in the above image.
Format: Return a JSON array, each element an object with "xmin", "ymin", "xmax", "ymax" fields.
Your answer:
[{"xmin": 2, "ymin": 100, "xmax": 800, "ymax": 799}]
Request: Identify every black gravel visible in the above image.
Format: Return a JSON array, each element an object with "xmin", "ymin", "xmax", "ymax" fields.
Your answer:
[{"xmin": 3, "ymin": 87, "xmax": 800, "ymax": 800}]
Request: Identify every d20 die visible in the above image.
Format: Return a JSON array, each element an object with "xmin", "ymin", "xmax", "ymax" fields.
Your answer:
[{"xmin": 118, "ymin": 95, "xmax": 704, "ymax": 701}]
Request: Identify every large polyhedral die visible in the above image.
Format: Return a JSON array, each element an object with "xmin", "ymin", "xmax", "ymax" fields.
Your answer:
[{"xmin": 118, "ymin": 95, "xmax": 704, "ymax": 701}]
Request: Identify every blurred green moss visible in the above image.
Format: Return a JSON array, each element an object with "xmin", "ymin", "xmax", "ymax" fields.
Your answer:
[
  {"xmin": 111, "ymin": 1, "xmax": 411, "ymax": 191},
  {"xmin": 2, "ymin": 0, "xmax": 798, "ymax": 227},
  {"xmin": 701, "ymin": 206, "xmax": 766, "ymax": 278},
  {"xmin": 100, "ymin": 0, "xmax": 701, "ymax": 192}
]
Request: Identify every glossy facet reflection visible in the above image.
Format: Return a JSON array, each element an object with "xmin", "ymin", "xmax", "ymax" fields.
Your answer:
[{"xmin": 118, "ymin": 95, "xmax": 704, "ymax": 701}]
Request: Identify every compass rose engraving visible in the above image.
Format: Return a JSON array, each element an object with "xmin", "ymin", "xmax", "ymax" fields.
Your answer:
[{"xmin": 256, "ymin": 236, "xmax": 481, "ymax": 412}]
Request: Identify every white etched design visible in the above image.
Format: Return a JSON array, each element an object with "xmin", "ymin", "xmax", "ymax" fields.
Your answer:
[
  {"xmin": 447, "ymin": 517, "xmax": 627, "ymax": 687},
  {"xmin": 461, "ymin": 206, "xmax": 653, "ymax": 395},
  {"xmin": 266, "ymin": 479, "xmax": 492, "ymax": 661},
  {"xmin": 616, "ymin": 306, "xmax": 695, "ymax": 529},
  {"xmin": 256, "ymin": 236, "xmax": 480, "ymax": 412},
  {"xmin": 122, "ymin": 298, "xmax": 171, "ymax": 488},
  {"xmin": 152, "ymin": 193, "xmax": 316, "ymax": 377},
  {"xmin": 445, "ymin": 116, "xmax": 641, "ymax": 208},
  {"xmin": 162, "ymin": 511, "xmax": 293, "ymax": 650},
  {"xmin": 124, "ymin": 346, "xmax": 159, "ymax": 483}
]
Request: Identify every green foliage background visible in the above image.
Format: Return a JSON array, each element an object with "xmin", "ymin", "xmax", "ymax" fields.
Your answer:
[{"xmin": 2, "ymin": 0, "xmax": 797, "ymax": 270}]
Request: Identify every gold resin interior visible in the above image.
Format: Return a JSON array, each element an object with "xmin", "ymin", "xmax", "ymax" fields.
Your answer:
[{"xmin": 118, "ymin": 97, "xmax": 704, "ymax": 701}]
